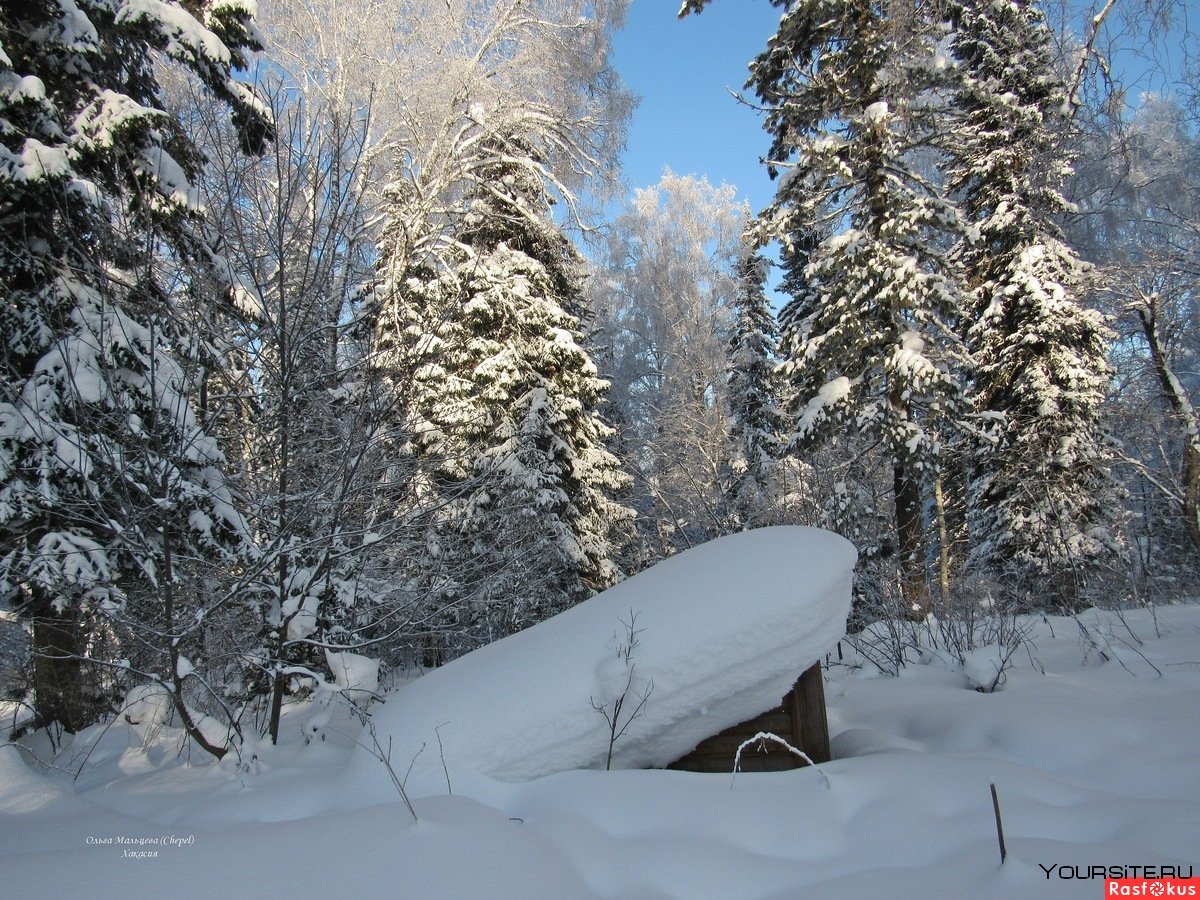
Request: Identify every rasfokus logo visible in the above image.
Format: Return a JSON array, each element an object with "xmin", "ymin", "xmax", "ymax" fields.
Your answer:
[
  {"xmin": 1036, "ymin": 865, "xmax": 1198, "ymax": 896},
  {"xmin": 1104, "ymin": 880, "xmax": 1200, "ymax": 897}
]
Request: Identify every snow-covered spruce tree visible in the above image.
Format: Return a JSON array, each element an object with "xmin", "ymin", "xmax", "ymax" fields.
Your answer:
[
  {"xmin": 945, "ymin": 0, "xmax": 1117, "ymax": 603},
  {"xmin": 0, "ymin": 0, "xmax": 272, "ymax": 734},
  {"xmin": 686, "ymin": 0, "xmax": 968, "ymax": 616},
  {"xmin": 724, "ymin": 244, "xmax": 784, "ymax": 529},
  {"xmin": 373, "ymin": 130, "xmax": 632, "ymax": 653}
]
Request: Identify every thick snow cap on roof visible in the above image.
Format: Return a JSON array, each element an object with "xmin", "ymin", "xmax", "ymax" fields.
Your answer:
[{"xmin": 369, "ymin": 526, "xmax": 855, "ymax": 792}]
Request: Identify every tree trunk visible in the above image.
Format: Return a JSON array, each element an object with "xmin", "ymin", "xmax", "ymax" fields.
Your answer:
[
  {"xmin": 31, "ymin": 602, "xmax": 91, "ymax": 733},
  {"xmin": 894, "ymin": 459, "xmax": 930, "ymax": 619},
  {"xmin": 1185, "ymin": 443, "xmax": 1200, "ymax": 557},
  {"xmin": 934, "ymin": 474, "xmax": 952, "ymax": 610},
  {"xmin": 268, "ymin": 172, "xmax": 291, "ymax": 747},
  {"xmin": 161, "ymin": 510, "xmax": 227, "ymax": 760},
  {"xmin": 268, "ymin": 663, "xmax": 286, "ymax": 745}
]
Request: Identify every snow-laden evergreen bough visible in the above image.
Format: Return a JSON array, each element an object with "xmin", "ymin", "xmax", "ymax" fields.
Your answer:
[{"xmin": 0, "ymin": 0, "xmax": 273, "ymax": 735}]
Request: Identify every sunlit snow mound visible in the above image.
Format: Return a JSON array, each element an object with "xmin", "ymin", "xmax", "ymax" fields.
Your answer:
[{"xmin": 363, "ymin": 526, "xmax": 855, "ymax": 793}]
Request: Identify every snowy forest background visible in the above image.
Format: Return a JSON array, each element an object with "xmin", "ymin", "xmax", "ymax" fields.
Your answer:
[{"xmin": 0, "ymin": 0, "xmax": 1197, "ymax": 756}]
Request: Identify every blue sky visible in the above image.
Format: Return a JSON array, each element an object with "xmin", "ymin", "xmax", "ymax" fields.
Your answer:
[
  {"xmin": 609, "ymin": 2, "xmax": 1197, "ymax": 213},
  {"xmin": 610, "ymin": 2, "xmax": 783, "ymax": 214}
]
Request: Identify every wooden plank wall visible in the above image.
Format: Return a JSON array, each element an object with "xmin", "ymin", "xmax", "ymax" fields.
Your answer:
[{"xmin": 667, "ymin": 662, "xmax": 831, "ymax": 774}]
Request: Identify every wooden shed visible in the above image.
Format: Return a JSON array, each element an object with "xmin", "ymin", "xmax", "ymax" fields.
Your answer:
[{"xmin": 667, "ymin": 662, "xmax": 831, "ymax": 773}]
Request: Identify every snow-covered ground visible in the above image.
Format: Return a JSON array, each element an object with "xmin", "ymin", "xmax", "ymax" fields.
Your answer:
[{"xmin": 1, "ymin": 529, "xmax": 1197, "ymax": 898}]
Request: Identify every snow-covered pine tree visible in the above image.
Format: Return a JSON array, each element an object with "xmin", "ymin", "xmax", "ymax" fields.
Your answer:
[
  {"xmin": 945, "ymin": 0, "xmax": 1116, "ymax": 602},
  {"xmin": 687, "ymin": 0, "xmax": 968, "ymax": 615},
  {"xmin": 0, "ymin": 0, "xmax": 272, "ymax": 732},
  {"xmin": 724, "ymin": 245, "xmax": 783, "ymax": 529},
  {"xmin": 373, "ymin": 128, "xmax": 631, "ymax": 653}
]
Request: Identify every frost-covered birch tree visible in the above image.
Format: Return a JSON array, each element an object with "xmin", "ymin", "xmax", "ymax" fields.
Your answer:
[
  {"xmin": 261, "ymin": 0, "xmax": 633, "ymax": 281},
  {"xmin": 589, "ymin": 170, "xmax": 747, "ymax": 558},
  {"xmin": 0, "ymin": 0, "xmax": 272, "ymax": 733},
  {"xmin": 1069, "ymin": 91, "xmax": 1200, "ymax": 582}
]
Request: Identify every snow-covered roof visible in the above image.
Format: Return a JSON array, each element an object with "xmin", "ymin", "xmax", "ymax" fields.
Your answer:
[{"xmin": 366, "ymin": 526, "xmax": 855, "ymax": 794}]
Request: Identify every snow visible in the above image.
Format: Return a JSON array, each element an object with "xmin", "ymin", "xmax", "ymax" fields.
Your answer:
[
  {"xmin": 120, "ymin": 683, "xmax": 174, "ymax": 736},
  {"xmin": 73, "ymin": 90, "xmax": 163, "ymax": 152},
  {"xmin": 324, "ymin": 650, "xmax": 380, "ymax": 698},
  {"xmin": 864, "ymin": 100, "xmax": 890, "ymax": 123},
  {"xmin": 34, "ymin": 532, "xmax": 111, "ymax": 599},
  {"xmin": 115, "ymin": 0, "xmax": 231, "ymax": 67},
  {"xmin": 889, "ymin": 329, "xmax": 942, "ymax": 391},
  {"xmin": 230, "ymin": 277, "xmax": 265, "ymax": 318},
  {"xmin": 40, "ymin": 0, "xmax": 100, "ymax": 51},
  {"xmin": 137, "ymin": 146, "xmax": 202, "ymax": 212},
  {"xmin": 961, "ymin": 643, "xmax": 1009, "ymax": 691},
  {"xmin": 357, "ymin": 526, "xmax": 855, "ymax": 793},
  {"xmin": 1, "ymin": 529, "xmax": 1198, "ymax": 899},
  {"xmin": 175, "ymin": 655, "xmax": 195, "ymax": 680},
  {"xmin": 795, "ymin": 375, "xmax": 854, "ymax": 437},
  {"xmin": 211, "ymin": 0, "xmax": 259, "ymax": 16},
  {"xmin": 227, "ymin": 80, "xmax": 273, "ymax": 130},
  {"xmin": 0, "ymin": 73, "xmax": 47, "ymax": 104},
  {"xmin": 0, "ymin": 138, "xmax": 71, "ymax": 182}
]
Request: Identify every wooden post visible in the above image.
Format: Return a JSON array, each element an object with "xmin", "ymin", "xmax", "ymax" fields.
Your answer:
[
  {"xmin": 990, "ymin": 783, "xmax": 1008, "ymax": 864},
  {"xmin": 790, "ymin": 662, "xmax": 832, "ymax": 764}
]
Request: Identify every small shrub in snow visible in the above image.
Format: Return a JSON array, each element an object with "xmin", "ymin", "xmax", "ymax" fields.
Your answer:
[
  {"xmin": 846, "ymin": 582, "xmax": 1034, "ymax": 690},
  {"xmin": 347, "ymin": 704, "xmax": 419, "ymax": 823},
  {"xmin": 1073, "ymin": 609, "xmax": 1162, "ymax": 676},
  {"xmin": 590, "ymin": 611, "xmax": 654, "ymax": 770}
]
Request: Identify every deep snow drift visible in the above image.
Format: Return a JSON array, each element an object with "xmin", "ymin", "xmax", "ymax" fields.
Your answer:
[
  {"xmin": 0, "ymin": 528, "xmax": 1197, "ymax": 899},
  {"xmin": 358, "ymin": 526, "xmax": 855, "ymax": 793}
]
